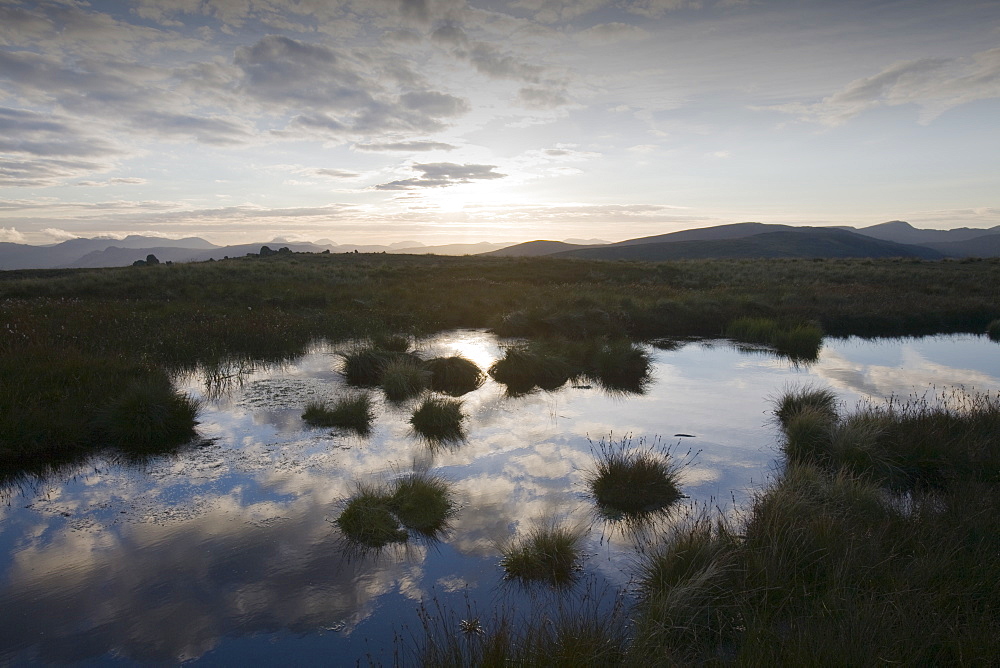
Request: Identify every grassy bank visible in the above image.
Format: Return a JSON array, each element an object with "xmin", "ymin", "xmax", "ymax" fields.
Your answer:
[
  {"xmin": 2, "ymin": 253, "xmax": 999, "ymax": 472},
  {"xmin": 408, "ymin": 389, "xmax": 1000, "ymax": 664}
]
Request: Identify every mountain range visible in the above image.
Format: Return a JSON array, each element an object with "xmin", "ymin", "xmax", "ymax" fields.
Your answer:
[{"xmin": 1, "ymin": 222, "xmax": 999, "ymax": 270}]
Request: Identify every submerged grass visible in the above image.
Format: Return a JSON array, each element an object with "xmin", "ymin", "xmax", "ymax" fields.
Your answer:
[
  {"xmin": 337, "ymin": 475, "xmax": 456, "ymax": 548},
  {"xmin": 301, "ymin": 393, "xmax": 373, "ymax": 434},
  {"xmin": 409, "ymin": 397, "xmax": 465, "ymax": 443},
  {"xmin": 488, "ymin": 342, "xmax": 574, "ymax": 395}
]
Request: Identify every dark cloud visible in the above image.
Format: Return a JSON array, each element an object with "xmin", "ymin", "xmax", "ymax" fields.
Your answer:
[
  {"xmin": 140, "ymin": 112, "xmax": 255, "ymax": 146},
  {"xmin": 375, "ymin": 162, "xmax": 506, "ymax": 189},
  {"xmin": 354, "ymin": 141, "xmax": 457, "ymax": 151},
  {"xmin": 313, "ymin": 168, "xmax": 361, "ymax": 178},
  {"xmin": 468, "ymin": 43, "xmax": 543, "ymax": 83},
  {"xmin": 399, "ymin": 91, "xmax": 469, "ymax": 116},
  {"xmin": 518, "ymin": 86, "xmax": 570, "ymax": 109}
]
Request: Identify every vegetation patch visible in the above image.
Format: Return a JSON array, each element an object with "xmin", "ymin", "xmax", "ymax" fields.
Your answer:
[
  {"xmin": 586, "ymin": 437, "xmax": 684, "ymax": 519},
  {"xmin": 409, "ymin": 397, "xmax": 465, "ymax": 443},
  {"xmin": 381, "ymin": 355, "xmax": 430, "ymax": 402},
  {"xmin": 301, "ymin": 393, "xmax": 373, "ymax": 435},
  {"xmin": 389, "ymin": 473, "xmax": 455, "ymax": 537},
  {"xmin": 335, "ymin": 484, "xmax": 407, "ymax": 549},
  {"xmin": 96, "ymin": 376, "xmax": 199, "ymax": 451},
  {"xmin": 488, "ymin": 342, "xmax": 574, "ymax": 395},
  {"xmin": 727, "ymin": 316, "xmax": 824, "ymax": 361},
  {"xmin": 500, "ymin": 522, "xmax": 583, "ymax": 586},
  {"xmin": 773, "ymin": 384, "xmax": 838, "ymax": 428},
  {"xmin": 988, "ymin": 318, "xmax": 1000, "ymax": 341},
  {"xmin": 423, "ymin": 356, "xmax": 483, "ymax": 396},
  {"xmin": 586, "ymin": 339, "xmax": 652, "ymax": 394}
]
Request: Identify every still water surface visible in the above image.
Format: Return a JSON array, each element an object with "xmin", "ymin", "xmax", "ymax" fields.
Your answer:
[{"xmin": 1, "ymin": 332, "xmax": 998, "ymax": 665}]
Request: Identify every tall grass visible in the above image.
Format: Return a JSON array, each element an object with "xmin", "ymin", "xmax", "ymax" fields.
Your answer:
[
  {"xmin": 301, "ymin": 393, "xmax": 373, "ymax": 435},
  {"xmin": 96, "ymin": 376, "xmax": 200, "ymax": 450},
  {"xmin": 380, "ymin": 356, "xmax": 430, "ymax": 402},
  {"xmin": 585, "ymin": 436, "xmax": 684, "ymax": 520},
  {"xmin": 409, "ymin": 397, "xmax": 465, "ymax": 443},
  {"xmin": 389, "ymin": 472, "xmax": 455, "ymax": 537},
  {"xmin": 727, "ymin": 316, "xmax": 823, "ymax": 361},
  {"xmin": 424, "ymin": 356, "xmax": 483, "ymax": 396},
  {"xmin": 335, "ymin": 483, "xmax": 407, "ymax": 549},
  {"xmin": 773, "ymin": 384, "xmax": 838, "ymax": 427},
  {"xmin": 499, "ymin": 522, "xmax": 584, "ymax": 586},
  {"xmin": 488, "ymin": 343, "xmax": 574, "ymax": 396},
  {"xmin": 988, "ymin": 318, "xmax": 1000, "ymax": 341}
]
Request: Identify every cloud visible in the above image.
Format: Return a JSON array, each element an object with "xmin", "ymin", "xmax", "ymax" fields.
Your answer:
[
  {"xmin": 623, "ymin": 0, "xmax": 700, "ymax": 19},
  {"xmin": 0, "ymin": 227, "xmax": 25, "ymax": 243},
  {"xmin": 236, "ymin": 35, "xmax": 470, "ymax": 139},
  {"xmin": 354, "ymin": 141, "xmax": 457, "ymax": 152},
  {"xmin": 575, "ymin": 22, "xmax": 650, "ymax": 45},
  {"xmin": 767, "ymin": 47, "xmax": 1000, "ymax": 125},
  {"xmin": 375, "ymin": 162, "xmax": 507, "ymax": 189},
  {"xmin": 313, "ymin": 168, "xmax": 362, "ymax": 179},
  {"xmin": 40, "ymin": 228, "xmax": 79, "ymax": 241},
  {"xmin": 518, "ymin": 86, "xmax": 570, "ymax": 109},
  {"xmin": 73, "ymin": 177, "xmax": 148, "ymax": 187}
]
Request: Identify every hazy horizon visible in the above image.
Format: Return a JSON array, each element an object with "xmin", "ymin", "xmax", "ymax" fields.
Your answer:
[{"xmin": 2, "ymin": 0, "xmax": 998, "ymax": 246}]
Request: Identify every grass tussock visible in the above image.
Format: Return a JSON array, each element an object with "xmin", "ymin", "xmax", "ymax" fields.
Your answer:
[
  {"xmin": 499, "ymin": 522, "xmax": 584, "ymax": 586},
  {"xmin": 96, "ymin": 376, "xmax": 199, "ymax": 450},
  {"xmin": 335, "ymin": 483, "xmax": 407, "ymax": 549},
  {"xmin": 586, "ymin": 436, "xmax": 684, "ymax": 519},
  {"xmin": 488, "ymin": 343, "xmax": 574, "ymax": 396},
  {"xmin": 727, "ymin": 316, "xmax": 823, "ymax": 361},
  {"xmin": 410, "ymin": 396, "xmax": 466, "ymax": 443},
  {"xmin": 988, "ymin": 318, "xmax": 1000, "ymax": 341},
  {"xmin": 380, "ymin": 355, "xmax": 430, "ymax": 402},
  {"xmin": 631, "ymin": 390, "xmax": 1000, "ymax": 664},
  {"xmin": 413, "ymin": 589, "xmax": 629, "ymax": 667},
  {"xmin": 424, "ymin": 356, "xmax": 484, "ymax": 396},
  {"xmin": 773, "ymin": 384, "xmax": 838, "ymax": 427},
  {"xmin": 337, "ymin": 475, "xmax": 457, "ymax": 548},
  {"xmin": 389, "ymin": 472, "xmax": 455, "ymax": 537},
  {"xmin": 301, "ymin": 393, "xmax": 373, "ymax": 434}
]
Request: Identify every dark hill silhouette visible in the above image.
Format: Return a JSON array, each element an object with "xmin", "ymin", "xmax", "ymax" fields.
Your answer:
[
  {"xmin": 921, "ymin": 233, "xmax": 1000, "ymax": 258},
  {"xmin": 609, "ymin": 222, "xmax": 800, "ymax": 246},
  {"xmin": 486, "ymin": 240, "xmax": 595, "ymax": 257},
  {"xmin": 553, "ymin": 228, "xmax": 944, "ymax": 261},
  {"xmin": 849, "ymin": 220, "xmax": 1000, "ymax": 245},
  {"xmin": 0, "ymin": 235, "xmax": 217, "ymax": 270}
]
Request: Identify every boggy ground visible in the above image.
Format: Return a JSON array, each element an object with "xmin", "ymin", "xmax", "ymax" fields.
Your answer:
[{"xmin": 1, "ymin": 253, "xmax": 998, "ymax": 473}]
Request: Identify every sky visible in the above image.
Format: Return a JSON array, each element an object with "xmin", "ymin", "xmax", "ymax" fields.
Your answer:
[{"xmin": 1, "ymin": 0, "xmax": 999, "ymax": 247}]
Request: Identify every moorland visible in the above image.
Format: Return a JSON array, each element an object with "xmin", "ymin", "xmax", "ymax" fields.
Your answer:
[{"xmin": 2, "ymin": 251, "xmax": 1000, "ymax": 664}]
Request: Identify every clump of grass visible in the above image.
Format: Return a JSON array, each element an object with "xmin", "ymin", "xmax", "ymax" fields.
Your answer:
[
  {"xmin": 410, "ymin": 396, "xmax": 465, "ymax": 443},
  {"xmin": 371, "ymin": 332, "xmax": 411, "ymax": 352},
  {"xmin": 381, "ymin": 356, "xmax": 430, "ymax": 402},
  {"xmin": 727, "ymin": 317, "xmax": 823, "ymax": 361},
  {"xmin": 499, "ymin": 522, "xmax": 584, "ymax": 586},
  {"xmin": 389, "ymin": 473, "xmax": 455, "ymax": 536},
  {"xmin": 588, "ymin": 339, "xmax": 652, "ymax": 394},
  {"xmin": 773, "ymin": 384, "xmax": 838, "ymax": 428},
  {"xmin": 423, "ymin": 356, "xmax": 484, "ymax": 396},
  {"xmin": 488, "ymin": 343, "xmax": 574, "ymax": 395},
  {"xmin": 335, "ymin": 483, "xmax": 407, "ymax": 548},
  {"xmin": 988, "ymin": 319, "xmax": 1000, "ymax": 341},
  {"xmin": 586, "ymin": 436, "xmax": 684, "ymax": 519},
  {"xmin": 412, "ymin": 587, "xmax": 630, "ymax": 666},
  {"xmin": 301, "ymin": 393, "xmax": 373, "ymax": 435},
  {"xmin": 96, "ymin": 375, "xmax": 199, "ymax": 450},
  {"xmin": 340, "ymin": 342, "xmax": 422, "ymax": 388}
]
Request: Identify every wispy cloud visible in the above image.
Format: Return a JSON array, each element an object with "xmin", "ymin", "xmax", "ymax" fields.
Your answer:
[{"xmin": 375, "ymin": 163, "xmax": 507, "ymax": 190}]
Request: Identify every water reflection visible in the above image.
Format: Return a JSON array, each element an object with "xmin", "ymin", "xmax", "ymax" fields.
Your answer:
[{"xmin": 1, "ymin": 331, "xmax": 999, "ymax": 664}]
